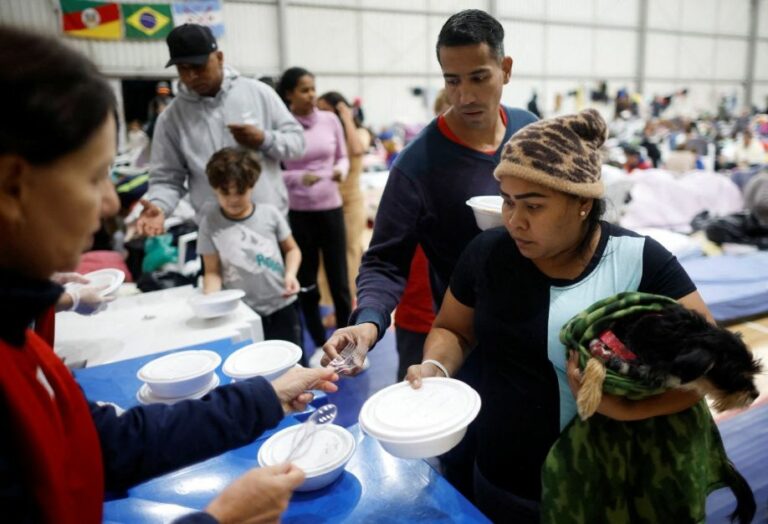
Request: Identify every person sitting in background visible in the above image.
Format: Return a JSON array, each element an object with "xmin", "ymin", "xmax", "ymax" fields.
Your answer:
[
  {"xmin": 0, "ymin": 25, "xmax": 338, "ymax": 523},
  {"xmin": 199, "ymin": 147, "xmax": 303, "ymax": 347},
  {"xmin": 733, "ymin": 130, "xmax": 766, "ymax": 167},
  {"xmin": 378, "ymin": 129, "xmax": 401, "ymax": 168},
  {"xmin": 277, "ymin": 67, "xmax": 351, "ymax": 351},
  {"xmin": 744, "ymin": 169, "xmax": 768, "ymax": 226},
  {"xmin": 146, "ymin": 81, "xmax": 173, "ymax": 138},
  {"xmin": 639, "ymin": 120, "xmax": 662, "ymax": 168},
  {"xmin": 622, "ymin": 145, "xmax": 651, "ymax": 173}
]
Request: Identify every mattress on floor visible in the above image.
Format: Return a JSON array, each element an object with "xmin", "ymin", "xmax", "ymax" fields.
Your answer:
[{"xmin": 682, "ymin": 252, "xmax": 768, "ymax": 323}]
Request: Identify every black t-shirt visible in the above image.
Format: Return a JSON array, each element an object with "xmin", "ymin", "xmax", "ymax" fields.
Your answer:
[{"xmin": 450, "ymin": 222, "xmax": 696, "ymax": 500}]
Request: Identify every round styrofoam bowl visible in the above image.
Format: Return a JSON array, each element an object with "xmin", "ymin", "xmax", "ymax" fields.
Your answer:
[
  {"xmin": 222, "ymin": 340, "xmax": 303, "ymax": 382},
  {"xmin": 137, "ymin": 350, "xmax": 221, "ymax": 399},
  {"xmin": 258, "ymin": 424, "xmax": 356, "ymax": 491},
  {"xmin": 188, "ymin": 289, "xmax": 245, "ymax": 319},
  {"xmin": 466, "ymin": 196, "xmax": 504, "ymax": 230},
  {"xmin": 360, "ymin": 417, "xmax": 469, "ymax": 459}
]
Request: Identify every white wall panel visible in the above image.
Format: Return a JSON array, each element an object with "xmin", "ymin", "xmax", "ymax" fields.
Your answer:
[
  {"xmin": 498, "ymin": 1, "xmax": 546, "ymax": 19},
  {"xmin": 715, "ymin": 0, "xmax": 750, "ymax": 36},
  {"xmin": 752, "ymin": 82, "xmax": 768, "ymax": 108},
  {"xmin": 546, "ymin": 0, "xmax": 594, "ymax": 23},
  {"xmin": 427, "ymin": 0, "xmax": 488, "ymax": 14},
  {"xmin": 756, "ymin": 42, "xmax": 768, "ymax": 81},
  {"xmin": 647, "ymin": 0, "xmax": 680, "ymax": 30},
  {"xmin": 759, "ymin": 0, "xmax": 768, "ymax": 37},
  {"xmin": 221, "ymin": 3, "xmax": 279, "ymax": 75},
  {"xmin": 361, "ymin": 12, "xmax": 429, "ymax": 73},
  {"xmin": 360, "ymin": 0, "xmax": 427, "ymax": 11},
  {"xmin": 678, "ymin": 36, "xmax": 715, "ymax": 79},
  {"xmin": 644, "ymin": 81, "xmax": 679, "ymax": 99},
  {"xmin": 594, "ymin": 0, "xmax": 638, "ymax": 26},
  {"xmin": 645, "ymin": 33, "xmax": 679, "ymax": 78},
  {"xmin": 504, "ymin": 21, "xmax": 545, "ymax": 76},
  {"xmin": 500, "ymin": 78, "xmax": 540, "ymax": 113},
  {"xmin": 426, "ymin": 15, "xmax": 445, "ymax": 74},
  {"xmin": 713, "ymin": 38, "xmax": 747, "ymax": 80},
  {"xmin": 0, "ymin": 0, "xmax": 56, "ymax": 32},
  {"xmin": 286, "ymin": 6, "xmax": 358, "ymax": 73},
  {"xmin": 680, "ymin": 0, "xmax": 716, "ymax": 33},
  {"xmin": 594, "ymin": 29, "xmax": 637, "ymax": 77},
  {"xmin": 313, "ymin": 75, "xmax": 361, "ymax": 103},
  {"xmin": 297, "ymin": 0, "xmax": 358, "ymax": 6},
  {"xmin": 683, "ymin": 81, "xmax": 723, "ymax": 113},
  {"xmin": 546, "ymin": 26, "xmax": 593, "ymax": 76},
  {"xmin": 360, "ymin": 76, "xmax": 434, "ymax": 126}
]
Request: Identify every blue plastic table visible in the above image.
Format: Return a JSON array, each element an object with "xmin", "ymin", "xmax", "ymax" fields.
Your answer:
[{"xmin": 75, "ymin": 338, "xmax": 490, "ymax": 523}]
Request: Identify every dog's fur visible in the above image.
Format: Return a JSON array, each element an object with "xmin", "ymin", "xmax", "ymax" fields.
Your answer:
[
  {"xmin": 577, "ymin": 304, "xmax": 762, "ymax": 419},
  {"xmin": 576, "ymin": 304, "xmax": 761, "ymax": 524}
]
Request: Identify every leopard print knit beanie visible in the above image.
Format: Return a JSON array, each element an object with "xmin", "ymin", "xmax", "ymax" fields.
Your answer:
[{"xmin": 494, "ymin": 108, "xmax": 606, "ymax": 198}]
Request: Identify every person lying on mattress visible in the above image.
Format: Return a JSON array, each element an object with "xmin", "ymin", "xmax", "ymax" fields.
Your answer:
[{"xmin": 406, "ymin": 109, "xmax": 720, "ymax": 523}]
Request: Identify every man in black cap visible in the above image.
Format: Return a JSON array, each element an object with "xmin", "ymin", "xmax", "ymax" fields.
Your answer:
[{"xmin": 137, "ymin": 24, "xmax": 304, "ymax": 235}]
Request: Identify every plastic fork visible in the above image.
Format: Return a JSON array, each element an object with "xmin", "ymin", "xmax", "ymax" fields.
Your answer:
[
  {"xmin": 329, "ymin": 341, "xmax": 366, "ymax": 375},
  {"xmin": 284, "ymin": 404, "xmax": 338, "ymax": 463}
]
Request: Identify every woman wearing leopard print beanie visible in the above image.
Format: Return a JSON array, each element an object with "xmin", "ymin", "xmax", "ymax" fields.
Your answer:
[{"xmin": 405, "ymin": 109, "xmax": 714, "ymax": 522}]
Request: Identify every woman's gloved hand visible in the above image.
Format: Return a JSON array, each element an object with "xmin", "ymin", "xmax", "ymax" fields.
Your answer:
[{"xmin": 60, "ymin": 285, "xmax": 114, "ymax": 315}]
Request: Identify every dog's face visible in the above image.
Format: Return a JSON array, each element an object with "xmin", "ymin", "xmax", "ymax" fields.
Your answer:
[
  {"xmin": 617, "ymin": 306, "xmax": 762, "ymax": 411},
  {"xmin": 696, "ymin": 331, "xmax": 761, "ymax": 411}
]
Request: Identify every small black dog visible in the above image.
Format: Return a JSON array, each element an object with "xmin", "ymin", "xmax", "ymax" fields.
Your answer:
[{"xmin": 578, "ymin": 304, "xmax": 762, "ymax": 418}]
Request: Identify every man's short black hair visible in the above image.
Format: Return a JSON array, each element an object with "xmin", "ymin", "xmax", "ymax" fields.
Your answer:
[{"xmin": 436, "ymin": 9, "xmax": 505, "ymax": 63}]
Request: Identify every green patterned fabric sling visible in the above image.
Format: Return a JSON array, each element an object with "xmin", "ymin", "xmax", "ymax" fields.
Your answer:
[{"xmin": 541, "ymin": 292, "xmax": 750, "ymax": 523}]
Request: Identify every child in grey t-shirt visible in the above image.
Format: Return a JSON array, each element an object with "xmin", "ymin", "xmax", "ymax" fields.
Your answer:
[{"xmin": 198, "ymin": 147, "xmax": 303, "ymax": 347}]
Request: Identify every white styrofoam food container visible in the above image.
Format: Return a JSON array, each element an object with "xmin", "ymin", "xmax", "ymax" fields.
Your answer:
[
  {"xmin": 137, "ymin": 349, "xmax": 221, "ymax": 398},
  {"xmin": 258, "ymin": 423, "xmax": 356, "ymax": 491},
  {"xmin": 136, "ymin": 374, "xmax": 220, "ymax": 405},
  {"xmin": 466, "ymin": 195, "xmax": 504, "ymax": 230},
  {"xmin": 188, "ymin": 289, "xmax": 246, "ymax": 319},
  {"xmin": 359, "ymin": 377, "xmax": 481, "ymax": 459},
  {"xmin": 65, "ymin": 268, "xmax": 125, "ymax": 297},
  {"xmin": 222, "ymin": 340, "xmax": 302, "ymax": 382}
]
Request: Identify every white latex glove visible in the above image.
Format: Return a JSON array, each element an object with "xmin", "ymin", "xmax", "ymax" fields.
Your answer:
[
  {"xmin": 65, "ymin": 285, "xmax": 114, "ymax": 316},
  {"xmin": 51, "ymin": 272, "xmax": 89, "ymax": 286}
]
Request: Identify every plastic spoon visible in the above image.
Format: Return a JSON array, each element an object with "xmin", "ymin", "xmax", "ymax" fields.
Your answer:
[{"xmin": 284, "ymin": 404, "xmax": 338, "ymax": 462}]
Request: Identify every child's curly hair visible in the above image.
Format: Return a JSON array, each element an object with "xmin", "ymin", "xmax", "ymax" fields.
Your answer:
[{"xmin": 206, "ymin": 147, "xmax": 262, "ymax": 194}]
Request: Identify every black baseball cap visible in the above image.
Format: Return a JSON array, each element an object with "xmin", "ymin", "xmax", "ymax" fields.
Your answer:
[{"xmin": 165, "ymin": 24, "xmax": 218, "ymax": 68}]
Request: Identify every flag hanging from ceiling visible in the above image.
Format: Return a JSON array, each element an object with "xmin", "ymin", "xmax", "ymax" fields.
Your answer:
[
  {"xmin": 59, "ymin": 0, "xmax": 121, "ymax": 40},
  {"xmin": 172, "ymin": 0, "xmax": 225, "ymax": 38},
  {"xmin": 121, "ymin": 4, "xmax": 174, "ymax": 39}
]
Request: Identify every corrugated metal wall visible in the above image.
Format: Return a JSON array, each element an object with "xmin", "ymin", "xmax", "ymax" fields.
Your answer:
[{"xmin": 1, "ymin": 0, "xmax": 766, "ymax": 126}]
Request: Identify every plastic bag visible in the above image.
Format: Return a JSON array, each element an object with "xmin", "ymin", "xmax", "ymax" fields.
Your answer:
[{"xmin": 141, "ymin": 234, "xmax": 178, "ymax": 273}]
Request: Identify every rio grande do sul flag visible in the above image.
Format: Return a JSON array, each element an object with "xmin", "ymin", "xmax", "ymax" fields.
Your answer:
[
  {"xmin": 172, "ymin": 0, "xmax": 224, "ymax": 38},
  {"xmin": 121, "ymin": 4, "xmax": 173, "ymax": 39},
  {"xmin": 59, "ymin": 0, "xmax": 121, "ymax": 40}
]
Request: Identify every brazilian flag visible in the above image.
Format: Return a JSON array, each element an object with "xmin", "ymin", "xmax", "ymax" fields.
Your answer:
[{"xmin": 121, "ymin": 4, "xmax": 173, "ymax": 39}]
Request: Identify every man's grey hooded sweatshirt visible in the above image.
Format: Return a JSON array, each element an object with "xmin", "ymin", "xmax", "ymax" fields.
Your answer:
[{"xmin": 146, "ymin": 67, "xmax": 304, "ymax": 219}]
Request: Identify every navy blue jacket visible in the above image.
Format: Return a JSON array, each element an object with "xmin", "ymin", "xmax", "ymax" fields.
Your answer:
[
  {"xmin": 0, "ymin": 270, "xmax": 283, "ymax": 523},
  {"xmin": 352, "ymin": 107, "xmax": 538, "ymax": 337}
]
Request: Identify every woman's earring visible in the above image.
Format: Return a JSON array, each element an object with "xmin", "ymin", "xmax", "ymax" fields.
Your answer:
[{"xmin": 579, "ymin": 210, "xmax": 587, "ymax": 217}]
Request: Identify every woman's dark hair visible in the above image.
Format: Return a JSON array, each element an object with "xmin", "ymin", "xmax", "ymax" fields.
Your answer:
[
  {"xmin": 0, "ymin": 25, "xmax": 116, "ymax": 165},
  {"xmin": 575, "ymin": 198, "xmax": 606, "ymax": 258},
  {"xmin": 206, "ymin": 147, "xmax": 262, "ymax": 194},
  {"xmin": 318, "ymin": 91, "xmax": 361, "ymax": 129},
  {"xmin": 276, "ymin": 67, "xmax": 313, "ymax": 107},
  {"xmin": 436, "ymin": 9, "xmax": 505, "ymax": 63}
]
